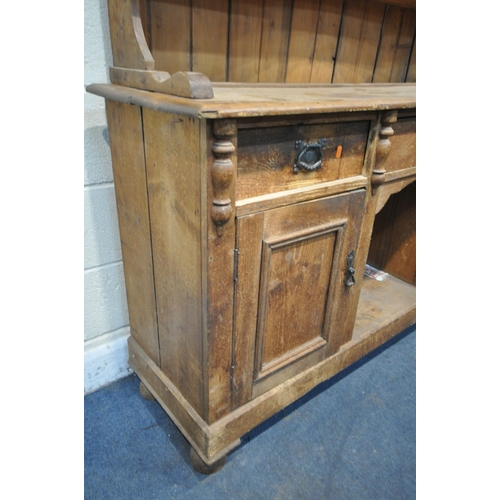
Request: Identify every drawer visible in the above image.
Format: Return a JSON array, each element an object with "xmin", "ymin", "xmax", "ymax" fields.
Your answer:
[
  {"xmin": 385, "ymin": 116, "xmax": 416, "ymax": 173},
  {"xmin": 236, "ymin": 120, "xmax": 371, "ymax": 201}
]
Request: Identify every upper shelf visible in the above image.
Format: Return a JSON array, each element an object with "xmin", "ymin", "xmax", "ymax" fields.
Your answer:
[{"xmin": 103, "ymin": 0, "xmax": 416, "ymax": 99}]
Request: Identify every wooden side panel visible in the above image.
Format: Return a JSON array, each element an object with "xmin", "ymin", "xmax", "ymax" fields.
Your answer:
[
  {"xmin": 149, "ymin": 0, "xmax": 191, "ymax": 73},
  {"xmin": 192, "ymin": 0, "xmax": 229, "ymax": 81},
  {"xmin": 368, "ymin": 182, "xmax": 416, "ymax": 285},
  {"xmin": 105, "ymin": 100, "xmax": 160, "ymax": 366},
  {"xmin": 332, "ymin": 0, "xmax": 386, "ymax": 83},
  {"xmin": 228, "ymin": 0, "xmax": 265, "ymax": 82},
  {"xmin": 285, "ymin": 0, "xmax": 321, "ymax": 83},
  {"xmin": 258, "ymin": 0, "xmax": 293, "ymax": 83},
  {"xmin": 142, "ymin": 109, "xmax": 205, "ymax": 418},
  {"xmin": 310, "ymin": 0, "xmax": 344, "ymax": 83},
  {"xmin": 373, "ymin": 5, "xmax": 416, "ymax": 83}
]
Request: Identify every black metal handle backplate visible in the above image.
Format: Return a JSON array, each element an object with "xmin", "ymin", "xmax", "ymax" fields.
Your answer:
[{"xmin": 294, "ymin": 138, "xmax": 326, "ymax": 174}]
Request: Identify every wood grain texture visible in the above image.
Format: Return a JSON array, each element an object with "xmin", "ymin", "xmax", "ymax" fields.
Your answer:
[
  {"xmin": 107, "ymin": 0, "xmax": 154, "ymax": 70},
  {"xmin": 375, "ymin": 174, "xmax": 415, "ymax": 214},
  {"xmin": 106, "ymin": 0, "xmax": 415, "ymax": 87},
  {"xmin": 258, "ymin": 0, "xmax": 293, "ymax": 83},
  {"xmin": 368, "ymin": 181, "xmax": 416, "ymax": 285},
  {"xmin": 105, "ymin": 100, "xmax": 160, "ymax": 366},
  {"xmin": 373, "ymin": 5, "xmax": 416, "ymax": 83},
  {"xmin": 332, "ymin": 0, "xmax": 386, "ymax": 83},
  {"xmin": 232, "ymin": 212, "xmax": 265, "ymax": 409},
  {"xmin": 128, "ymin": 337, "xmax": 241, "ymax": 463},
  {"xmin": 138, "ymin": 0, "xmax": 151, "ymax": 48},
  {"xmin": 372, "ymin": 5, "xmax": 403, "ymax": 82},
  {"xmin": 149, "ymin": 0, "xmax": 191, "ymax": 74},
  {"xmin": 192, "ymin": 0, "xmax": 229, "ymax": 81},
  {"xmin": 109, "ymin": 67, "xmax": 214, "ymax": 98},
  {"xmin": 233, "ymin": 190, "xmax": 366, "ymax": 399},
  {"xmin": 285, "ymin": 0, "xmax": 321, "ymax": 83},
  {"xmin": 338, "ymin": 113, "xmax": 381, "ymax": 341},
  {"xmin": 373, "ymin": 0, "xmax": 415, "ymax": 7},
  {"xmin": 129, "ymin": 272, "xmax": 415, "ymax": 462},
  {"xmin": 228, "ymin": 0, "xmax": 265, "ymax": 82},
  {"xmin": 237, "ymin": 119, "xmax": 370, "ymax": 200},
  {"xmin": 208, "ymin": 284, "xmax": 415, "ymax": 456},
  {"xmin": 94, "ymin": 0, "xmax": 419, "ymax": 471},
  {"xmin": 87, "ymin": 82, "xmax": 416, "ymax": 118},
  {"xmin": 210, "ymin": 120, "xmax": 237, "ymax": 236},
  {"xmin": 353, "ymin": 274, "xmax": 415, "ymax": 341},
  {"xmin": 383, "ymin": 116, "xmax": 415, "ymax": 171},
  {"xmin": 256, "ymin": 230, "xmax": 335, "ymax": 367},
  {"xmin": 390, "ymin": 8, "xmax": 416, "ymax": 82},
  {"xmin": 205, "ymin": 120, "xmax": 238, "ymax": 423},
  {"xmin": 406, "ymin": 36, "xmax": 416, "ymax": 82},
  {"xmin": 142, "ymin": 109, "xmax": 206, "ymax": 418},
  {"xmin": 235, "ymin": 176, "xmax": 368, "ymax": 216},
  {"xmin": 310, "ymin": 0, "xmax": 344, "ymax": 83},
  {"xmin": 326, "ymin": 189, "xmax": 369, "ymax": 352}
]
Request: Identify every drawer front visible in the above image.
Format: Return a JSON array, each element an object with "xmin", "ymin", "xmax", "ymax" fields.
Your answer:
[
  {"xmin": 385, "ymin": 116, "xmax": 416, "ymax": 172},
  {"xmin": 236, "ymin": 120, "xmax": 370, "ymax": 200}
]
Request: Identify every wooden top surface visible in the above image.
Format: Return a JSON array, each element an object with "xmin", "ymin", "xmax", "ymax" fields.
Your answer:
[{"xmin": 86, "ymin": 82, "xmax": 416, "ymax": 119}]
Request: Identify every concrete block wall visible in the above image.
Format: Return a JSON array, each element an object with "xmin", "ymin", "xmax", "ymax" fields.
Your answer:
[{"xmin": 84, "ymin": 0, "xmax": 132, "ymax": 394}]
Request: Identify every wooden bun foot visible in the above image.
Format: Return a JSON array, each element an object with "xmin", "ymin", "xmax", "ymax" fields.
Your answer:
[
  {"xmin": 139, "ymin": 381, "xmax": 155, "ymax": 401},
  {"xmin": 189, "ymin": 447, "xmax": 226, "ymax": 474}
]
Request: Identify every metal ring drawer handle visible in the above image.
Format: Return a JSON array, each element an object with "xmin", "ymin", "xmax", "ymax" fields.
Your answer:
[{"xmin": 293, "ymin": 138, "xmax": 326, "ymax": 174}]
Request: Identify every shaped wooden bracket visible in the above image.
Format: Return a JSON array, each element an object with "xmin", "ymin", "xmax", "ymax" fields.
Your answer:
[
  {"xmin": 109, "ymin": 67, "xmax": 214, "ymax": 99},
  {"xmin": 107, "ymin": 0, "xmax": 214, "ymax": 99}
]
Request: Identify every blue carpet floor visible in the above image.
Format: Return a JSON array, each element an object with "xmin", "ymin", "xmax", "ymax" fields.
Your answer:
[{"xmin": 85, "ymin": 325, "xmax": 415, "ymax": 499}]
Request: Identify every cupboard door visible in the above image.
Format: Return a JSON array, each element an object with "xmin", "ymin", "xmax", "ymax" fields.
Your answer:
[{"xmin": 232, "ymin": 189, "xmax": 366, "ymax": 406}]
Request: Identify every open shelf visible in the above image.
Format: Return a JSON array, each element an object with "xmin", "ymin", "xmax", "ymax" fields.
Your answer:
[{"xmin": 353, "ymin": 274, "xmax": 416, "ymax": 343}]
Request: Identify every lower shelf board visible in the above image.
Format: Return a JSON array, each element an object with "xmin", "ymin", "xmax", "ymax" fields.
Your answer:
[{"xmin": 353, "ymin": 274, "xmax": 416, "ymax": 343}]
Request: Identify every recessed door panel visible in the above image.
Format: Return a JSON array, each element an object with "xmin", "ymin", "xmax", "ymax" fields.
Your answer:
[
  {"xmin": 232, "ymin": 189, "xmax": 366, "ymax": 407},
  {"xmin": 255, "ymin": 224, "xmax": 341, "ymax": 381}
]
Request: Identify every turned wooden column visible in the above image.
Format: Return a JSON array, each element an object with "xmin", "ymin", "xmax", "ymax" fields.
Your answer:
[
  {"xmin": 372, "ymin": 110, "xmax": 398, "ymax": 190},
  {"xmin": 211, "ymin": 120, "xmax": 236, "ymax": 237}
]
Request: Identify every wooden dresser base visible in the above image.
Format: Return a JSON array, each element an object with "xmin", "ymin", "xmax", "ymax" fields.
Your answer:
[
  {"xmin": 129, "ymin": 274, "xmax": 415, "ymax": 467},
  {"xmin": 87, "ymin": 0, "xmax": 416, "ymax": 477}
]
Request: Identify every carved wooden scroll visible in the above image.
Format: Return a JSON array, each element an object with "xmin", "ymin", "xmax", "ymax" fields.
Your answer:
[
  {"xmin": 372, "ymin": 110, "xmax": 398, "ymax": 189},
  {"xmin": 211, "ymin": 121, "xmax": 236, "ymax": 237}
]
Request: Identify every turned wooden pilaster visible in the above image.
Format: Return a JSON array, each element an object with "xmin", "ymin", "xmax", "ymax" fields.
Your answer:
[
  {"xmin": 372, "ymin": 110, "xmax": 398, "ymax": 189},
  {"xmin": 211, "ymin": 120, "xmax": 236, "ymax": 237}
]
